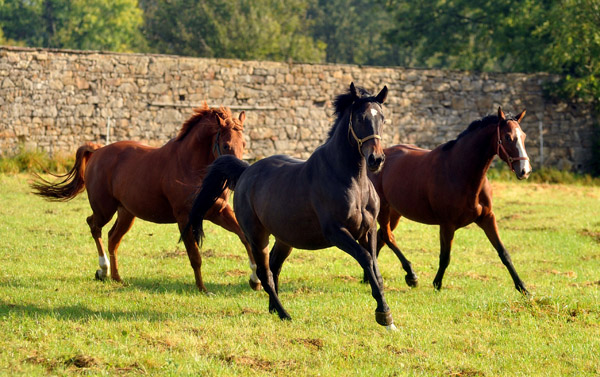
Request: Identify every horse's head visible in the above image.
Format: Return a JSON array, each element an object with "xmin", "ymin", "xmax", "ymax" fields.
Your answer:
[
  {"xmin": 348, "ymin": 82, "xmax": 388, "ymax": 173},
  {"xmin": 497, "ymin": 107, "xmax": 532, "ymax": 180},
  {"xmin": 212, "ymin": 110, "xmax": 247, "ymax": 160}
]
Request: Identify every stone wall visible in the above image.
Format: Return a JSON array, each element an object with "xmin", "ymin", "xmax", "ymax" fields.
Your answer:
[{"xmin": 0, "ymin": 46, "xmax": 596, "ymax": 172}]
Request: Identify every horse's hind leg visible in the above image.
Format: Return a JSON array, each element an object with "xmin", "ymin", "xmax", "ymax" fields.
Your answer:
[
  {"xmin": 178, "ymin": 221, "xmax": 208, "ymax": 294},
  {"xmin": 86, "ymin": 212, "xmax": 113, "ymax": 281},
  {"xmin": 373, "ymin": 207, "xmax": 418, "ymax": 287},
  {"xmin": 250, "ymin": 237, "xmax": 291, "ymax": 320},
  {"xmin": 268, "ymin": 240, "xmax": 293, "ymax": 312},
  {"xmin": 476, "ymin": 212, "xmax": 528, "ymax": 295},
  {"xmin": 433, "ymin": 225, "xmax": 456, "ymax": 290},
  {"xmin": 206, "ymin": 201, "xmax": 261, "ymax": 290},
  {"xmin": 106, "ymin": 207, "xmax": 136, "ymax": 283}
]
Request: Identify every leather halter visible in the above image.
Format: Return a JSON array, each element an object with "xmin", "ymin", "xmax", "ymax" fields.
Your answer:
[
  {"xmin": 496, "ymin": 120, "xmax": 529, "ymax": 172},
  {"xmin": 348, "ymin": 112, "xmax": 381, "ymax": 157},
  {"xmin": 212, "ymin": 130, "xmax": 222, "ymax": 157}
]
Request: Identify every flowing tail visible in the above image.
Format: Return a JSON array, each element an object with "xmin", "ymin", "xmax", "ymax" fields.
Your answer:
[
  {"xmin": 184, "ymin": 155, "xmax": 250, "ymax": 245},
  {"xmin": 30, "ymin": 142, "xmax": 101, "ymax": 201}
]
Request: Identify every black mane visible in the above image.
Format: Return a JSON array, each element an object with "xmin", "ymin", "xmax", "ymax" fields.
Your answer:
[
  {"xmin": 441, "ymin": 113, "xmax": 517, "ymax": 151},
  {"xmin": 326, "ymin": 86, "xmax": 377, "ymax": 141}
]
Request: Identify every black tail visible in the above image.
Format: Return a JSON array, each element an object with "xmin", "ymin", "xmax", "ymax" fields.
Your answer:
[{"xmin": 184, "ymin": 155, "xmax": 250, "ymax": 245}]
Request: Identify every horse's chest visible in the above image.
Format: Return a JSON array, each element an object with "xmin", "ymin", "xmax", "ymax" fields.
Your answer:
[{"xmin": 344, "ymin": 191, "xmax": 376, "ymax": 237}]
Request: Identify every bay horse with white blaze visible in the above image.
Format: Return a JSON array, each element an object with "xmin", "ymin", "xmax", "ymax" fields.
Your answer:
[
  {"xmin": 369, "ymin": 107, "xmax": 531, "ymax": 294},
  {"xmin": 186, "ymin": 83, "xmax": 397, "ymax": 329},
  {"xmin": 31, "ymin": 104, "xmax": 260, "ymax": 293}
]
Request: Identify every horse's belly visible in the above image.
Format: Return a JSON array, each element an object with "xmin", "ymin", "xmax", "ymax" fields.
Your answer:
[
  {"xmin": 120, "ymin": 196, "xmax": 176, "ymax": 224},
  {"xmin": 264, "ymin": 218, "xmax": 331, "ymax": 250}
]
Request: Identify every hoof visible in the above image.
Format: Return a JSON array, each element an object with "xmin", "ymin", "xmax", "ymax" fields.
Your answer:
[
  {"xmin": 385, "ymin": 323, "xmax": 398, "ymax": 332},
  {"xmin": 518, "ymin": 286, "xmax": 530, "ymax": 297},
  {"xmin": 203, "ymin": 290, "xmax": 215, "ymax": 297},
  {"xmin": 375, "ymin": 310, "xmax": 394, "ymax": 327},
  {"xmin": 95, "ymin": 269, "xmax": 107, "ymax": 281},
  {"xmin": 249, "ymin": 278, "xmax": 262, "ymax": 291},
  {"xmin": 405, "ymin": 274, "xmax": 418, "ymax": 287}
]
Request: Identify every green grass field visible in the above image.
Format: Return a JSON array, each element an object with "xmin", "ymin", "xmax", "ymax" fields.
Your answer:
[{"xmin": 1, "ymin": 173, "xmax": 599, "ymax": 376}]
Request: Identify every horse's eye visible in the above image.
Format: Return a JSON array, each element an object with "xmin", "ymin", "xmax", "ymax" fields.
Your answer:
[{"xmin": 505, "ymin": 135, "xmax": 511, "ymax": 142}]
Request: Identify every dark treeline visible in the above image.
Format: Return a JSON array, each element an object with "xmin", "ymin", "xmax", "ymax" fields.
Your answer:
[{"xmin": 0, "ymin": 0, "xmax": 599, "ymax": 109}]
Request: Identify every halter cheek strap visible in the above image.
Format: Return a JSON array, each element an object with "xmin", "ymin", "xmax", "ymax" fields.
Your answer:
[
  {"xmin": 496, "ymin": 122, "xmax": 529, "ymax": 172},
  {"xmin": 348, "ymin": 115, "xmax": 381, "ymax": 157},
  {"xmin": 212, "ymin": 130, "xmax": 222, "ymax": 157}
]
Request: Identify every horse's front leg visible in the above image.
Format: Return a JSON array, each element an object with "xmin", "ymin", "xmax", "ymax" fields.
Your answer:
[{"xmin": 324, "ymin": 224, "xmax": 396, "ymax": 330}]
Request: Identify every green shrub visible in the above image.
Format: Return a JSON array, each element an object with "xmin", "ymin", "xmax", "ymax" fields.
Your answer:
[
  {"xmin": 487, "ymin": 162, "xmax": 600, "ymax": 186},
  {"xmin": 0, "ymin": 147, "xmax": 74, "ymax": 174}
]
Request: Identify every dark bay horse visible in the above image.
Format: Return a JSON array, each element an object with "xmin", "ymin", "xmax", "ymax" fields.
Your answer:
[
  {"xmin": 32, "ymin": 104, "xmax": 261, "ymax": 293},
  {"xmin": 369, "ymin": 107, "xmax": 531, "ymax": 294},
  {"xmin": 186, "ymin": 83, "xmax": 397, "ymax": 329}
]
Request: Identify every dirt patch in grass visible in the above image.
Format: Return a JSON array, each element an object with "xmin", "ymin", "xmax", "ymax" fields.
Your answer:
[
  {"xmin": 292, "ymin": 338, "xmax": 324, "ymax": 350},
  {"xmin": 202, "ymin": 249, "xmax": 216, "ymax": 257},
  {"xmin": 219, "ymin": 354, "xmax": 296, "ymax": 372},
  {"xmin": 579, "ymin": 229, "xmax": 600, "ymax": 243},
  {"xmin": 25, "ymin": 352, "xmax": 101, "ymax": 372},
  {"xmin": 161, "ymin": 249, "xmax": 187, "ymax": 258},
  {"xmin": 225, "ymin": 269, "xmax": 247, "ymax": 277},
  {"xmin": 240, "ymin": 307, "xmax": 261, "ymax": 315},
  {"xmin": 464, "ymin": 272, "xmax": 493, "ymax": 281},
  {"xmin": 445, "ymin": 367, "xmax": 486, "ymax": 376},
  {"xmin": 385, "ymin": 345, "xmax": 428, "ymax": 357},
  {"xmin": 64, "ymin": 354, "xmax": 99, "ymax": 368},
  {"xmin": 337, "ymin": 275, "xmax": 359, "ymax": 283},
  {"xmin": 548, "ymin": 269, "xmax": 577, "ymax": 278}
]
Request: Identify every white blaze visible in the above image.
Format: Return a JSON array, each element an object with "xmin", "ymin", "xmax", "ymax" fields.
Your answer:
[
  {"xmin": 370, "ymin": 109, "xmax": 378, "ymax": 117},
  {"xmin": 515, "ymin": 128, "xmax": 532, "ymax": 174}
]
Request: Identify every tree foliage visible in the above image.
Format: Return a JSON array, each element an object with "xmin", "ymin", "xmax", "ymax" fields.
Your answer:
[
  {"xmin": 307, "ymin": 0, "xmax": 396, "ymax": 66},
  {"xmin": 0, "ymin": 0, "xmax": 146, "ymax": 52},
  {"xmin": 141, "ymin": 0, "xmax": 325, "ymax": 62},
  {"xmin": 0, "ymin": 0, "xmax": 599, "ymax": 109}
]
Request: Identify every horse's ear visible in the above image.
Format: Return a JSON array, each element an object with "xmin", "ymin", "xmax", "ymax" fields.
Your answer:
[
  {"xmin": 498, "ymin": 107, "xmax": 506, "ymax": 120},
  {"xmin": 376, "ymin": 85, "xmax": 388, "ymax": 104},
  {"xmin": 350, "ymin": 82, "xmax": 359, "ymax": 99},
  {"xmin": 239, "ymin": 111, "xmax": 246, "ymax": 123},
  {"xmin": 516, "ymin": 109, "xmax": 526, "ymax": 123}
]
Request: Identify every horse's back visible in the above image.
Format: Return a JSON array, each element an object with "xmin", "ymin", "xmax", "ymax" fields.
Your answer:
[{"xmin": 373, "ymin": 144, "xmax": 441, "ymax": 224}]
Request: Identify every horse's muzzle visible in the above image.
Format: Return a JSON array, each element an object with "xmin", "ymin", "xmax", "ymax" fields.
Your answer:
[
  {"xmin": 367, "ymin": 153, "xmax": 385, "ymax": 173},
  {"xmin": 516, "ymin": 168, "xmax": 531, "ymax": 180}
]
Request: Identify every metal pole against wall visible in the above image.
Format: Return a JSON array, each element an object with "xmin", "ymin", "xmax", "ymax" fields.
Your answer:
[
  {"xmin": 106, "ymin": 116, "xmax": 111, "ymax": 145},
  {"xmin": 539, "ymin": 119, "xmax": 544, "ymax": 168}
]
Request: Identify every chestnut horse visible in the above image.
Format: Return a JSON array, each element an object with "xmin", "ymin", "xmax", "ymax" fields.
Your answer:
[
  {"xmin": 369, "ymin": 107, "xmax": 531, "ymax": 294},
  {"xmin": 31, "ymin": 105, "xmax": 260, "ymax": 293},
  {"xmin": 186, "ymin": 84, "xmax": 397, "ymax": 329}
]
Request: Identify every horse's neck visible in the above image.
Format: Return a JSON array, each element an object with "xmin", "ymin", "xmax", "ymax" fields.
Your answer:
[
  {"xmin": 325, "ymin": 119, "xmax": 366, "ymax": 180},
  {"xmin": 446, "ymin": 125, "xmax": 496, "ymax": 192},
  {"xmin": 169, "ymin": 127, "xmax": 214, "ymax": 169}
]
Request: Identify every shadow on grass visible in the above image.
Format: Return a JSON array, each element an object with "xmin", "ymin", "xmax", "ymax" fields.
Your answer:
[
  {"xmin": 0, "ymin": 300, "xmax": 171, "ymax": 322},
  {"xmin": 0, "ymin": 275, "xmax": 263, "ymax": 322},
  {"xmin": 125, "ymin": 276, "xmax": 257, "ymax": 296}
]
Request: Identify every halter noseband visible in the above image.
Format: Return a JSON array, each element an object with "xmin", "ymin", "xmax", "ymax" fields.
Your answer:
[
  {"xmin": 348, "ymin": 110, "xmax": 382, "ymax": 157},
  {"xmin": 496, "ymin": 120, "xmax": 529, "ymax": 172}
]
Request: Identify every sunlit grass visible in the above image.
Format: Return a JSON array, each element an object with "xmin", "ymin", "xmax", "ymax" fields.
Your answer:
[{"xmin": 1, "ymin": 173, "xmax": 599, "ymax": 376}]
